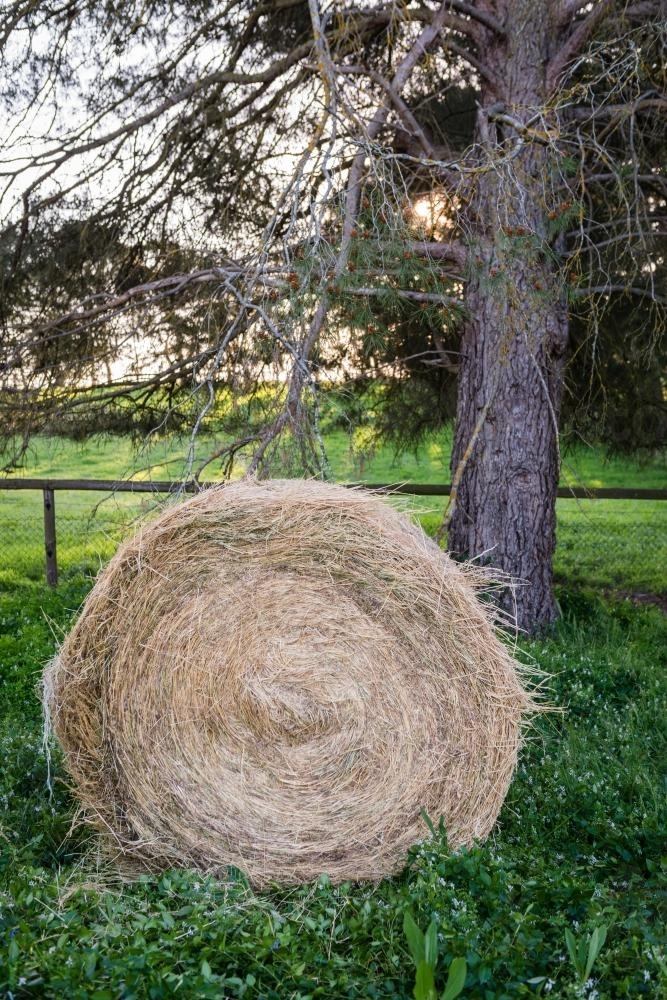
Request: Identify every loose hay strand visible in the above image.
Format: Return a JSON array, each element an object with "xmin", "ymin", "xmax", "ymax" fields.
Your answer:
[{"xmin": 44, "ymin": 479, "xmax": 536, "ymax": 887}]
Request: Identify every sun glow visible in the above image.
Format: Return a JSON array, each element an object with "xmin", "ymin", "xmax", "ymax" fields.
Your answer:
[{"xmin": 409, "ymin": 192, "xmax": 458, "ymax": 240}]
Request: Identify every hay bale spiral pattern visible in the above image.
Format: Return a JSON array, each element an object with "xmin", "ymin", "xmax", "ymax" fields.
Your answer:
[{"xmin": 45, "ymin": 479, "xmax": 533, "ymax": 886}]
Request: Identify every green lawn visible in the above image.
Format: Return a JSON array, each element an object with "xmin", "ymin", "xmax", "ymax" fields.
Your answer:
[
  {"xmin": 8, "ymin": 427, "xmax": 667, "ymax": 489},
  {"xmin": 2, "ymin": 432, "xmax": 664, "ymax": 595},
  {"xmin": 554, "ymin": 498, "xmax": 667, "ymax": 594}
]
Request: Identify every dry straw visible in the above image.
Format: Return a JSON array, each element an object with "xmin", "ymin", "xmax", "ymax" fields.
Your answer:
[{"xmin": 44, "ymin": 478, "xmax": 535, "ymax": 887}]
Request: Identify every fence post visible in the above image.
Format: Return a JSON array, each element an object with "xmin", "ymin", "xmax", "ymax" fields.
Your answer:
[{"xmin": 43, "ymin": 487, "xmax": 58, "ymax": 586}]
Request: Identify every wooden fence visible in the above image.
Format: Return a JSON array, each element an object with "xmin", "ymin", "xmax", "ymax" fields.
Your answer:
[{"xmin": 1, "ymin": 477, "xmax": 666, "ymax": 587}]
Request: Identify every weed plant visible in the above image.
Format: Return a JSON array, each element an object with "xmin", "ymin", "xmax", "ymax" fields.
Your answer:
[{"xmin": 0, "ymin": 571, "xmax": 666, "ymax": 998}]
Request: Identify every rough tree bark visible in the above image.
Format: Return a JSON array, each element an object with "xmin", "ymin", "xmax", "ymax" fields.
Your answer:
[{"xmin": 447, "ymin": 0, "xmax": 570, "ymax": 631}]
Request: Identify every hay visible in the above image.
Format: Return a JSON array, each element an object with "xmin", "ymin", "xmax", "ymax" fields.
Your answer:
[{"xmin": 44, "ymin": 478, "xmax": 534, "ymax": 887}]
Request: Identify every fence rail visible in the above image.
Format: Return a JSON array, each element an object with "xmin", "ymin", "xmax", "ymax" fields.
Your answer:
[
  {"xmin": 1, "ymin": 478, "xmax": 666, "ymax": 592},
  {"xmin": 2, "ymin": 477, "xmax": 666, "ymax": 500}
]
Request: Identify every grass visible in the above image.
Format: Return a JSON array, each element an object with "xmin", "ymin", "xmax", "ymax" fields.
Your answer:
[
  {"xmin": 2, "ymin": 431, "xmax": 664, "ymax": 595},
  {"xmin": 7, "ymin": 426, "xmax": 667, "ymax": 489},
  {"xmin": 0, "ymin": 575, "xmax": 665, "ymax": 998},
  {"xmin": 0, "ymin": 431, "xmax": 666, "ymax": 995},
  {"xmin": 554, "ymin": 499, "xmax": 666, "ymax": 594}
]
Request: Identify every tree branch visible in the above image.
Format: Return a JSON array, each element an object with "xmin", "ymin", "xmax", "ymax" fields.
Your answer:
[
  {"xmin": 441, "ymin": 0, "xmax": 506, "ymax": 37},
  {"xmin": 439, "ymin": 36, "xmax": 502, "ymax": 92},
  {"xmin": 621, "ymin": 1, "xmax": 665, "ymax": 22},
  {"xmin": 338, "ymin": 65, "xmax": 437, "ymax": 158},
  {"xmin": 547, "ymin": 0, "xmax": 615, "ymax": 90},
  {"xmin": 338, "ymin": 0, "xmax": 454, "ymax": 264},
  {"xmin": 573, "ymin": 284, "xmax": 667, "ymax": 304},
  {"xmin": 1, "ymin": 41, "xmax": 316, "ymax": 195},
  {"xmin": 25, "ymin": 268, "xmax": 244, "ymax": 338},
  {"xmin": 555, "ymin": 0, "xmax": 604, "ymax": 25},
  {"xmin": 407, "ymin": 240, "xmax": 467, "ymax": 268},
  {"xmin": 333, "ymin": 286, "xmax": 462, "ymax": 307}
]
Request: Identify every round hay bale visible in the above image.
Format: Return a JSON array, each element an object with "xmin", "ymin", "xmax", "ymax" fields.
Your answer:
[{"xmin": 44, "ymin": 478, "xmax": 534, "ymax": 887}]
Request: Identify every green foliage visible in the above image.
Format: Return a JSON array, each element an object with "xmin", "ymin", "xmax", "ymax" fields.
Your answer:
[
  {"xmin": 565, "ymin": 924, "xmax": 609, "ymax": 987},
  {"xmin": 564, "ymin": 298, "xmax": 667, "ymax": 455},
  {"xmin": 317, "ymin": 201, "xmax": 464, "ymax": 456},
  {"xmin": 403, "ymin": 912, "xmax": 466, "ymax": 1000},
  {"xmin": 1, "ymin": 576, "xmax": 666, "ymax": 997}
]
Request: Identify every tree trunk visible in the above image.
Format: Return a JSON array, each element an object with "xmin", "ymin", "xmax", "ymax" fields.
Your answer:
[{"xmin": 447, "ymin": 1, "xmax": 569, "ymax": 633}]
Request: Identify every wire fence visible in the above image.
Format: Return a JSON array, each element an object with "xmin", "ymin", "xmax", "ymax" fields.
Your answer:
[{"xmin": 0, "ymin": 480, "xmax": 665, "ymax": 598}]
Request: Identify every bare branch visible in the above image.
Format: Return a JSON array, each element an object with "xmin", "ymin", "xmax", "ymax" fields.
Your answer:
[
  {"xmin": 547, "ymin": 0, "xmax": 616, "ymax": 90},
  {"xmin": 441, "ymin": 0, "xmax": 506, "ymax": 37},
  {"xmin": 555, "ymin": 0, "xmax": 605, "ymax": 24},
  {"xmin": 337, "ymin": 65, "xmax": 437, "ymax": 158},
  {"xmin": 25, "ymin": 268, "xmax": 244, "ymax": 339},
  {"xmin": 439, "ymin": 36, "xmax": 502, "ymax": 92},
  {"xmin": 569, "ymin": 96, "xmax": 667, "ymax": 125},
  {"xmin": 487, "ymin": 106, "xmax": 560, "ymax": 144},
  {"xmin": 407, "ymin": 240, "xmax": 467, "ymax": 267},
  {"xmin": 338, "ymin": 1, "xmax": 455, "ymax": 264},
  {"xmin": 622, "ymin": 1, "xmax": 666, "ymax": 22},
  {"xmin": 6, "ymin": 42, "xmax": 315, "ymax": 176},
  {"xmin": 573, "ymin": 284, "xmax": 667, "ymax": 303},
  {"xmin": 334, "ymin": 286, "xmax": 462, "ymax": 307}
]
